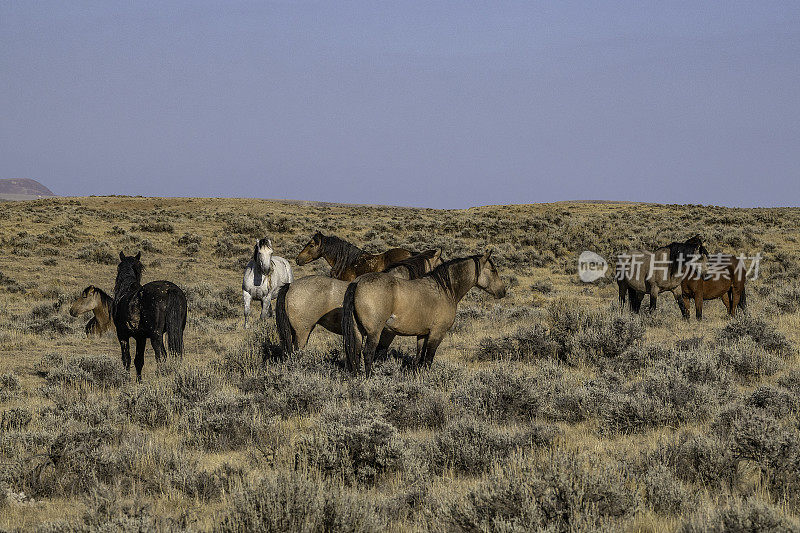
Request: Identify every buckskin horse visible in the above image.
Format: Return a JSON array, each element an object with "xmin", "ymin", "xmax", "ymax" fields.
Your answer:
[
  {"xmin": 113, "ymin": 252, "xmax": 187, "ymax": 381},
  {"xmin": 295, "ymin": 232, "xmax": 415, "ymax": 281},
  {"xmin": 342, "ymin": 251, "xmax": 506, "ymax": 377},
  {"xmin": 69, "ymin": 285, "xmax": 115, "ymax": 337},
  {"xmin": 276, "ymin": 249, "xmax": 442, "ymax": 354}
]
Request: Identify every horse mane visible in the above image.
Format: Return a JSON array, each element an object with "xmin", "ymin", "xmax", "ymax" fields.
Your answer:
[
  {"xmin": 321, "ymin": 235, "xmax": 365, "ymax": 277},
  {"xmin": 114, "ymin": 258, "xmax": 143, "ymax": 301},
  {"xmin": 427, "ymin": 255, "xmax": 481, "ymax": 297},
  {"xmin": 384, "ymin": 249, "xmax": 434, "ymax": 279},
  {"xmin": 664, "ymin": 235, "xmax": 707, "ymax": 276},
  {"xmin": 94, "ymin": 287, "xmax": 114, "ymax": 315}
]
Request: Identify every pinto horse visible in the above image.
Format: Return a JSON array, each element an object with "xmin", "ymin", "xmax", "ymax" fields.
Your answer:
[
  {"xmin": 295, "ymin": 232, "xmax": 414, "ymax": 281},
  {"xmin": 113, "ymin": 252, "xmax": 187, "ymax": 381}
]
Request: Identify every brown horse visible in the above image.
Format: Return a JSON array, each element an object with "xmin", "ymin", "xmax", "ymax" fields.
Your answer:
[
  {"xmin": 681, "ymin": 254, "xmax": 747, "ymax": 320},
  {"xmin": 276, "ymin": 249, "xmax": 443, "ymax": 353},
  {"xmin": 69, "ymin": 285, "xmax": 115, "ymax": 337},
  {"xmin": 342, "ymin": 251, "xmax": 506, "ymax": 376},
  {"xmin": 295, "ymin": 232, "xmax": 415, "ymax": 281}
]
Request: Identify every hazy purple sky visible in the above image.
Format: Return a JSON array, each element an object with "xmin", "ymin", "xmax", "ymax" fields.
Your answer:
[{"xmin": 2, "ymin": 2, "xmax": 799, "ymax": 208}]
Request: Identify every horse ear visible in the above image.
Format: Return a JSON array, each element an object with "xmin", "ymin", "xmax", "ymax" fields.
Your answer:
[
  {"xmin": 481, "ymin": 249, "xmax": 493, "ymax": 263},
  {"xmin": 119, "ymin": 251, "xmax": 125, "ymax": 261},
  {"xmin": 135, "ymin": 251, "xmax": 141, "ymax": 261},
  {"xmin": 433, "ymin": 249, "xmax": 441, "ymax": 260},
  {"xmin": 267, "ymin": 239, "xmax": 273, "ymax": 249}
]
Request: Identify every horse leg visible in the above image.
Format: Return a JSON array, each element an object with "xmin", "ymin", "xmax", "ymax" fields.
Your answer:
[
  {"xmin": 721, "ymin": 290, "xmax": 731, "ymax": 315},
  {"xmin": 243, "ymin": 290, "xmax": 252, "ymax": 329},
  {"xmin": 150, "ymin": 333, "xmax": 167, "ymax": 363},
  {"xmin": 119, "ymin": 337, "xmax": 131, "ymax": 373},
  {"xmin": 648, "ymin": 285, "xmax": 659, "ymax": 313},
  {"xmin": 363, "ymin": 334, "xmax": 380, "ymax": 378},
  {"xmin": 134, "ymin": 336, "xmax": 146, "ymax": 382},
  {"xmin": 729, "ymin": 290, "xmax": 740, "ymax": 317},
  {"xmin": 673, "ymin": 289, "xmax": 689, "ymax": 320},
  {"xmin": 261, "ymin": 298, "xmax": 273, "ymax": 319},
  {"xmin": 695, "ymin": 295, "xmax": 703, "ymax": 320},
  {"xmin": 422, "ymin": 336, "xmax": 443, "ymax": 367},
  {"xmin": 618, "ymin": 282, "xmax": 627, "ymax": 311},
  {"xmin": 376, "ymin": 331, "xmax": 396, "ymax": 361},
  {"xmin": 415, "ymin": 335, "xmax": 428, "ymax": 367}
]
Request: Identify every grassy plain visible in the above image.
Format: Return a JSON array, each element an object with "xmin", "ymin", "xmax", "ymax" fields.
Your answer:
[{"xmin": 0, "ymin": 196, "xmax": 799, "ymax": 531}]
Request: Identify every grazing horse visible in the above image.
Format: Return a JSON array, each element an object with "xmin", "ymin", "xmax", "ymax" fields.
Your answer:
[
  {"xmin": 113, "ymin": 252, "xmax": 187, "ymax": 381},
  {"xmin": 342, "ymin": 251, "xmax": 506, "ymax": 377},
  {"xmin": 242, "ymin": 237, "xmax": 293, "ymax": 327},
  {"xmin": 276, "ymin": 249, "xmax": 442, "ymax": 353},
  {"xmin": 69, "ymin": 285, "xmax": 115, "ymax": 337},
  {"xmin": 681, "ymin": 254, "xmax": 747, "ymax": 320},
  {"xmin": 617, "ymin": 235, "xmax": 709, "ymax": 318},
  {"xmin": 295, "ymin": 231, "xmax": 415, "ymax": 281}
]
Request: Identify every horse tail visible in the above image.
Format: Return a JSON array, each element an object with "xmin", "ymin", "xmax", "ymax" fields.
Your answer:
[
  {"xmin": 166, "ymin": 288, "xmax": 187, "ymax": 357},
  {"xmin": 342, "ymin": 282, "xmax": 360, "ymax": 372},
  {"xmin": 276, "ymin": 283, "xmax": 294, "ymax": 354}
]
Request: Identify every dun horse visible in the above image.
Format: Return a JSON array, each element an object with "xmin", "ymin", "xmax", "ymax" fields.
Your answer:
[
  {"xmin": 113, "ymin": 252, "xmax": 187, "ymax": 381},
  {"xmin": 342, "ymin": 251, "xmax": 506, "ymax": 376},
  {"xmin": 69, "ymin": 285, "xmax": 115, "ymax": 337},
  {"xmin": 295, "ymin": 232, "xmax": 414, "ymax": 281},
  {"xmin": 617, "ymin": 235, "xmax": 709, "ymax": 318},
  {"xmin": 242, "ymin": 237, "xmax": 293, "ymax": 327},
  {"xmin": 276, "ymin": 249, "xmax": 442, "ymax": 353},
  {"xmin": 681, "ymin": 254, "xmax": 747, "ymax": 319}
]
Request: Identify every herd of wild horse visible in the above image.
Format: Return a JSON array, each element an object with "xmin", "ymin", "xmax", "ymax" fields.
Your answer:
[{"xmin": 68, "ymin": 233, "xmax": 744, "ymax": 379}]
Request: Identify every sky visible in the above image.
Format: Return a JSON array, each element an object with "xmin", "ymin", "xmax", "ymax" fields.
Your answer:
[{"xmin": 2, "ymin": 1, "xmax": 799, "ymax": 208}]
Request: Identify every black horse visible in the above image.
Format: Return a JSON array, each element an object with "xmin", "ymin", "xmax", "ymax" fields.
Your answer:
[{"xmin": 113, "ymin": 252, "xmax": 187, "ymax": 380}]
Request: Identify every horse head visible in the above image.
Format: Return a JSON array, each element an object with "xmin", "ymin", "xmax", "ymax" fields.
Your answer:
[
  {"xmin": 70, "ymin": 285, "xmax": 99, "ymax": 317},
  {"xmin": 254, "ymin": 237, "xmax": 273, "ymax": 273},
  {"xmin": 477, "ymin": 249, "xmax": 506, "ymax": 299},
  {"xmin": 296, "ymin": 232, "xmax": 324, "ymax": 265}
]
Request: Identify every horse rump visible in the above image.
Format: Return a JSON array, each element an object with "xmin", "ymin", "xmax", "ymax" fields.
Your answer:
[
  {"xmin": 275, "ymin": 283, "xmax": 294, "ymax": 353},
  {"xmin": 165, "ymin": 287, "xmax": 187, "ymax": 357}
]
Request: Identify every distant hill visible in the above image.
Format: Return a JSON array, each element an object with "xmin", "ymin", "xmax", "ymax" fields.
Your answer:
[{"xmin": 0, "ymin": 178, "xmax": 57, "ymax": 200}]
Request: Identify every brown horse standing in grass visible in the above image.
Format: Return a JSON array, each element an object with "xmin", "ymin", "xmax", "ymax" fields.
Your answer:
[
  {"xmin": 295, "ymin": 232, "xmax": 415, "ymax": 281},
  {"xmin": 681, "ymin": 254, "xmax": 747, "ymax": 320},
  {"xmin": 342, "ymin": 251, "xmax": 506, "ymax": 376},
  {"xmin": 69, "ymin": 285, "xmax": 115, "ymax": 337},
  {"xmin": 276, "ymin": 249, "xmax": 442, "ymax": 353}
]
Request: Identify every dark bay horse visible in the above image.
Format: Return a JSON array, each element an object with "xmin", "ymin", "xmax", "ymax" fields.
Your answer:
[
  {"xmin": 69, "ymin": 285, "xmax": 115, "ymax": 337},
  {"xmin": 681, "ymin": 254, "xmax": 747, "ymax": 320},
  {"xmin": 342, "ymin": 251, "xmax": 506, "ymax": 376},
  {"xmin": 617, "ymin": 235, "xmax": 709, "ymax": 318},
  {"xmin": 276, "ymin": 249, "xmax": 442, "ymax": 353},
  {"xmin": 295, "ymin": 232, "xmax": 415, "ymax": 281},
  {"xmin": 113, "ymin": 252, "xmax": 187, "ymax": 380}
]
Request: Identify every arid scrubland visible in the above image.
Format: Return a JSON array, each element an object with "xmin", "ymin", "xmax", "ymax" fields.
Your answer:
[{"xmin": 1, "ymin": 196, "xmax": 799, "ymax": 532}]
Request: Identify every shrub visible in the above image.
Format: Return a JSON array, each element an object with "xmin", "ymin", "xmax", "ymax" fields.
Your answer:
[
  {"xmin": 218, "ymin": 472, "xmax": 386, "ymax": 532},
  {"xmin": 298, "ymin": 405, "xmax": 406, "ymax": 485},
  {"xmin": 475, "ymin": 324, "xmax": 557, "ymax": 362},
  {"xmin": 679, "ymin": 498, "xmax": 800, "ymax": 533},
  {"xmin": 75, "ymin": 242, "xmax": 116, "ymax": 264},
  {"xmin": 450, "ymin": 362, "xmax": 540, "ymax": 422},
  {"xmin": 718, "ymin": 338, "xmax": 785, "ymax": 382},
  {"xmin": 644, "ymin": 465, "xmax": 691, "ymax": 515},
  {"xmin": 172, "ymin": 364, "xmax": 219, "ymax": 404},
  {"xmin": 46, "ymin": 355, "xmax": 128, "ymax": 388},
  {"xmin": 442, "ymin": 450, "xmax": 641, "ymax": 532},
  {"xmin": 118, "ymin": 381, "xmax": 177, "ymax": 428},
  {"xmin": 134, "ymin": 221, "xmax": 174, "ymax": 233},
  {"xmin": 180, "ymin": 390, "xmax": 274, "ymax": 451},
  {"xmin": 717, "ymin": 315, "xmax": 793, "ymax": 357},
  {"xmin": 653, "ymin": 432, "xmax": 740, "ymax": 490}
]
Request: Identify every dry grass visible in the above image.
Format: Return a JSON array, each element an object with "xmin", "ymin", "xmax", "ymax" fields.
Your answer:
[{"xmin": 1, "ymin": 196, "xmax": 799, "ymax": 531}]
